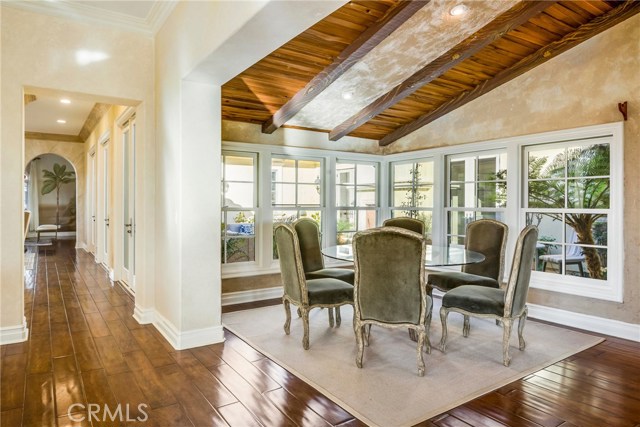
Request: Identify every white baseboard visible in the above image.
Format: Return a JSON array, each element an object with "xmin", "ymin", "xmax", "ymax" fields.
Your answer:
[
  {"xmin": 528, "ymin": 303, "xmax": 640, "ymax": 342},
  {"xmin": 0, "ymin": 317, "xmax": 29, "ymax": 345},
  {"xmin": 153, "ymin": 311, "xmax": 225, "ymax": 350},
  {"xmin": 75, "ymin": 241, "xmax": 86, "ymax": 250},
  {"xmin": 222, "ymin": 286, "xmax": 283, "ymax": 306},
  {"xmin": 133, "ymin": 305, "xmax": 154, "ymax": 324}
]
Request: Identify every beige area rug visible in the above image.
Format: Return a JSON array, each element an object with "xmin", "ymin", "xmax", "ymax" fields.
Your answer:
[{"xmin": 223, "ymin": 299, "xmax": 602, "ymax": 427}]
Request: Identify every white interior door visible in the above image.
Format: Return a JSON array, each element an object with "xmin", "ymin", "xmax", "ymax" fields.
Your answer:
[
  {"xmin": 102, "ymin": 142, "xmax": 110, "ymax": 264},
  {"xmin": 88, "ymin": 150, "xmax": 97, "ymax": 254},
  {"xmin": 122, "ymin": 118, "xmax": 136, "ymax": 287}
]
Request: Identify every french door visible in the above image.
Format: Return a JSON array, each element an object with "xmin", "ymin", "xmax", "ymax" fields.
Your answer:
[
  {"xmin": 121, "ymin": 117, "xmax": 136, "ymax": 288},
  {"xmin": 101, "ymin": 140, "xmax": 110, "ymax": 265}
]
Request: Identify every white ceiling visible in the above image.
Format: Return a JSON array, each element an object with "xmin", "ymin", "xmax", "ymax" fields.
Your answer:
[
  {"xmin": 25, "ymin": 93, "xmax": 96, "ymax": 135},
  {"xmin": 3, "ymin": 0, "xmax": 176, "ymax": 34}
]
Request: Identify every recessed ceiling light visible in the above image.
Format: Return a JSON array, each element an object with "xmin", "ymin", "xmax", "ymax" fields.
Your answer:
[
  {"xmin": 57, "ymin": 119, "xmax": 66, "ymax": 124},
  {"xmin": 60, "ymin": 99, "xmax": 71, "ymax": 104},
  {"xmin": 342, "ymin": 91, "xmax": 354, "ymax": 100},
  {"xmin": 450, "ymin": 4, "xmax": 468, "ymax": 16}
]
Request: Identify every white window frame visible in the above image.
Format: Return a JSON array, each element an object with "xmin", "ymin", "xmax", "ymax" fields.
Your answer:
[
  {"xmin": 221, "ymin": 150, "xmax": 259, "ymax": 267},
  {"xmin": 445, "ymin": 149, "xmax": 508, "ymax": 246},
  {"xmin": 221, "ymin": 122, "xmax": 623, "ymax": 303},
  {"xmin": 520, "ymin": 126, "xmax": 623, "ymax": 302},
  {"xmin": 335, "ymin": 159, "xmax": 380, "ymax": 244},
  {"xmin": 388, "ymin": 157, "xmax": 436, "ymax": 242}
]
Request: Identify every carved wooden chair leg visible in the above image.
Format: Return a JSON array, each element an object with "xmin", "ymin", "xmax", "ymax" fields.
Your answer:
[
  {"xmin": 328, "ymin": 307, "xmax": 335, "ymax": 328},
  {"xmin": 301, "ymin": 308, "xmax": 310, "ymax": 350},
  {"xmin": 439, "ymin": 307, "xmax": 449, "ymax": 352},
  {"xmin": 355, "ymin": 323, "xmax": 365, "ymax": 368},
  {"xmin": 502, "ymin": 318, "xmax": 513, "ymax": 366},
  {"xmin": 283, "ymin": 299, "xmax": 291, "ymax": 335},
  {"xmin": 518, "ymin": 307, "xmax": 528, "ymax": 351},
  {"xmin": 423, "ymin": 312, "xmax": 432, "ymax": 354},
  {"xmin": 335, "ymin": 306, "xmax": 342, "ymax": 327},
  {"xmin": 416, "ymin": 329, "xmax": 426, "ymax": 377},
  {"xmin": 463, "ymin": 315, "xmax": 471, "ymax": 337},
  {"xmin": 297, "ymin": 307, "xmax": 301, "ymax": 318},
  {"xmin": 364, "ymin": 323, "xmax": 371, "ymax": 347}
]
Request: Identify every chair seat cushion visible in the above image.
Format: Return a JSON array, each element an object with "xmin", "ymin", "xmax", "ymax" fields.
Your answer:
[
  {"xmin": 306, "ymin": 268, "xmax": 355, "ymax": 285},
  {"xmin": 307, "ymin": 278, "xmax": 354, "ymax": 306},
  {"xmin": 442, "ymin": 285, "xmax": 505, "ymax": 316},
  {"xmin": 427, "ymin": 271, "xmax": 499, "ymax": 292}
]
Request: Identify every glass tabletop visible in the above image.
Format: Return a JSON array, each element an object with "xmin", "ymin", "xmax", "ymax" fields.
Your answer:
[{"xmin": 321, "ymin": 244, "xmax": 485, "ymax": 267}]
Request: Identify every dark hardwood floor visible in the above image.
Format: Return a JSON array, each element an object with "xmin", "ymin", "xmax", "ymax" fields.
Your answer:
[{"xmin": 1, "ymin": 240, "xmax": 639, "ymax": 427}]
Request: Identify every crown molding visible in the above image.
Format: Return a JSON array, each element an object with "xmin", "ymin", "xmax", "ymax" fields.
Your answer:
[{"xmin": 2, "ymin": 0, "xmax": 177, "ymax": 36}]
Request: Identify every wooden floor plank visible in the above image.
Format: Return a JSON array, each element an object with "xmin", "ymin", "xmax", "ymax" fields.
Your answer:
[{"xmin": 4, "ymin": 240, "xmax": 640, "ymax": 427}]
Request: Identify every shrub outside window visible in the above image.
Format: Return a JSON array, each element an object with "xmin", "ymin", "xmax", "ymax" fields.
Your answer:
[{"xmin": 390, "ymin": 159, "xmax": 434, "ymax": 243}]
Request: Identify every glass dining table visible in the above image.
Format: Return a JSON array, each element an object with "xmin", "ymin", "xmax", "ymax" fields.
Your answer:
[{"xmin": 321, "ymin": 244, "xmax": 485, "ymax": 267}]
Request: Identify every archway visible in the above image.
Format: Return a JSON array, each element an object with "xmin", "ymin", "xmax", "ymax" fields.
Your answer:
[{"xmin": 24, "ymin": 153, "xmax": 79, "ymax": 243}]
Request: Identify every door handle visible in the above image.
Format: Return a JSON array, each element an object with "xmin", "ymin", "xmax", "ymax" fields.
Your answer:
[{"xmin": 105, "ymin": 218, "xmax": 110, "ymax": 226}]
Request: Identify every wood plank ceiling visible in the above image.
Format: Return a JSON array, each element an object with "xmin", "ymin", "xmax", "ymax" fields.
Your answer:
[{"xmin": 221, "ymin": 0, "xmax": 640, "ymax": 147}]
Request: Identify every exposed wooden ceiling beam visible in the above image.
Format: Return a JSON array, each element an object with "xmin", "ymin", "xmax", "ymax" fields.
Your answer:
[
  {"xmin": 261, "ymin": 0, "xmax": 430, "ymax": 134},
  {"xmin": 378, "ymin": 0, "xmax": 640, "ymax": 147},
  {"xmin": 329, "ymin": 1, "xmax": 555, "ymax": 141},
  {"xmin": 25, "ymin": 132, "xmax": 83, "ymax": 143},
  {"xmin": 78, "ymin": 103, "xmax": 110, "ymax": 142}
]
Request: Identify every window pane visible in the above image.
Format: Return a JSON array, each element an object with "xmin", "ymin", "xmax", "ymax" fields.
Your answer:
[
  {"xmin": 477, "ymin": 182, "xmax": 507, "ymax": 208},
  {"xmin": 272, "ymin": 158, "xmax": 296, "ymax": 182},
  {"xmin": 224, "ymin": 182, "xmax": 254, "ymax": 208},
  {"xmin": 272, "ymin": 183, "xmax": 296, "ymax": 206},
  {"xmin": 297, "ymin": 160, "xmax": 321, "ymax": 183},
  {"xmin": 336, "ymin": 184, "xmax": 355, "ymax": 207},
  {"xmin": 357, "ymin": 210, "xmax": 377, "ymax": 231},
  {"xmin": 448, "ymin": 235, "xmax": 465, "ymax": 247},
  {"xmin": 357, "ymin": 164, "xmax": 376, "ymax": 186},
  {"xmin": 416, "ymin": 161, "xmax": 434, "ymax": 183},
  {"xmin": 337, "ymin": 210, "xmax": 356, "ymax": 244},
  {"xmin": 336, "ymin": 163, "xmax": 355, "ymax": 185},
  {"xmin": 567, "ymin": 144, "xmax": 610, "ymax": 178},
  {"xmin": 565, "ymin": 215, "xmax": 607, "ymax": 247},
  {"xmin": 565, "ymin": 245, "xmax": 607, "ymax": 280},
  {"xmin": 450, "ymin": 182, "xmax": 474, "ymax": 208},
  {"xmin": 394, "ymin": 163, "xmax": 414, "ymax": 183},
  {"xmin": 476, "ymin": 211, "xmax": 505, "ymax": 222},
  {"xmin": 528, "ymin": 147, "xmax": 565, "ymax": 179},
  {"xmin": 528, "ymin": 180, "xmax": 565, "ymax": 208},
  {"xmin": 356, "ymin": 186, "xmax": 376, "ymax": 207},
  {"xmin": 224, "ymin": 155, "xmax": 254, "ymax": 182},
  {"xmin": 447, "ymin": 211, "xmax": 475, "ymax": 236},
  {"xmin": 415, "ymin": 185, "xmax": 433, "ymax": 208},
  {"xmin": 478, "ymin": 153, "xmax": 507, "ymax": 181},
  {"xmin": 222, "ymin": 210, "xmax": 255, "ymax": 264},
  {"xmin": 450, "ymin": 158, "xmax": 472, "ymax": 182},
  {"xmin": 297, "ymin": 184, "xmax": 321, "ymax": 205},
  {"xmin": 567, "ymin": 178, "xmax": 609, "ymax": 209},
  {"xmin": 526, "ymin": 212, "xmax": 563, "ymax": 245}
]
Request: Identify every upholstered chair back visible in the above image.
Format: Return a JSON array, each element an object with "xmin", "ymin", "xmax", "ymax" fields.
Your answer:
[
  {"xmin": 274, "ymin": 224, "xmax": 306, "ymax": 305},
  {"xmin": 382, "ymin": 217, "xmax": 425, "ymax": 236},
  {"xmin": 293, "ymin": 218, "xmax": 325, "ymax": 273},
  {"xmin": 504, "ymin": 225, "xmax": 538, "ymax": 317},
  {"xmin": 353, "ymin": 227, "xmax": 426, "ymax": 325},
  {"xmin": 463, "ymin": 219, "xmax": 508, "ymax": 280}
]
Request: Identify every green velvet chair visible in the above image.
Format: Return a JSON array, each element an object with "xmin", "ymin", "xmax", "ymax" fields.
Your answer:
[
  {"xmin": 274, "ymin": 223, "xmax": 354, "ymax": 350},
  {"xmin": 293, "ymin": 218, "xmax": 354, "ymax": 284},
  {"xmin": 439, "ymin": 225, "xmax": 538, "ymax": 366},
  {"xmin": 352, "ymin": 226, "xmax": 432, "ymax": 376},
  {"xmin": 427, "ymin": 219, "xmax": 508, "ymax": 330},
  {"xmin": 382, "ymin": 217, "xmax": 425, "ymax": 236}
]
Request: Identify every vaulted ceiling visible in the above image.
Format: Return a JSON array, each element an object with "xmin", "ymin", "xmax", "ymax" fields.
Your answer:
[{"xmin": 221, "ymin": 0, "xmax": 640, "ymax": 146}]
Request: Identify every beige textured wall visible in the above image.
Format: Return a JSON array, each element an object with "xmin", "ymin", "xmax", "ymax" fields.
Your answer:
[
  {"xmin": 385, "ymin": 15, "xmax": 640, "ymax": 324},
  {"xmin": 25, "ymin": 139, "xmax": 86, "ymax": 243},
  {"xmin": 222, "ymin": 121, "xmax": 383, "ymax": 155}
]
